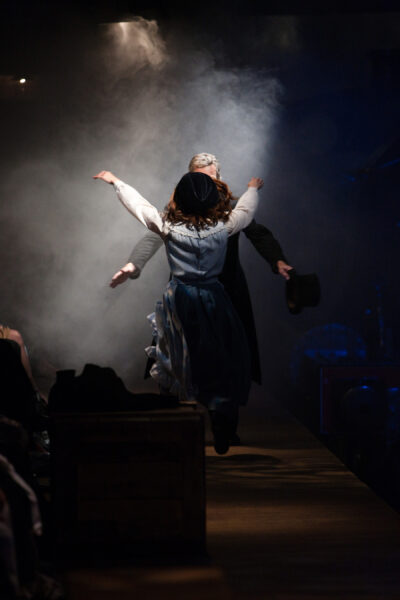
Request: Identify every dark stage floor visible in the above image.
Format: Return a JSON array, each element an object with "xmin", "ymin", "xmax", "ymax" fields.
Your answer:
[{"xmin": 60, "ymin": 391, "xmax": 400, "ymax": 599}]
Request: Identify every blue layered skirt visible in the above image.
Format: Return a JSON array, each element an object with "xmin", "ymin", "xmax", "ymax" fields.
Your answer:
[{"xmin": 146, "ymin": 277, "xmax": 251, "ymax": 408}]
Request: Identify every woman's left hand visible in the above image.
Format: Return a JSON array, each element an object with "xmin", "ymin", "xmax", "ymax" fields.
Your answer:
[{"xmin": 93, "ymin": 171, "xmax": 119, "ymax": 185}]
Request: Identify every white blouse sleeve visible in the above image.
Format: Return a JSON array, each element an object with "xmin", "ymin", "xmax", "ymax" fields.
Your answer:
[
  {"xmin": 113, "ymin": 180, "xmax": 165, "ymax": 236},
  {"xmin": 226, "ymin": 187, "xmax": 259, "ymax": 236}
]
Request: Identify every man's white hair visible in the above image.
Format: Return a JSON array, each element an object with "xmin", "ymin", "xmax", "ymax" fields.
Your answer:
[{"xmin": 188, "ymin": 153, "xmax": 221, "ymax": 179}]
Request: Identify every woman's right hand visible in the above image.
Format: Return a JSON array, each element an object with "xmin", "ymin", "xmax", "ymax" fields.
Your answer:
[
  {"xmin": 248, "ymin": 177, "xmax": 264, "ymax": 189},
  {"xmin": 109, "ymin": 263, "xmax": 136, "ymax": 288}
]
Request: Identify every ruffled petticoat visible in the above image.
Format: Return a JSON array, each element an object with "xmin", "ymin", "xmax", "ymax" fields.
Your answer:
[
  {"xmin": 145, "ymin": 291, "xmax": 194, "ymax": 401},
  {"xmin": 145, "ymin": 278, "xmax": 251, "ymax": 409}
]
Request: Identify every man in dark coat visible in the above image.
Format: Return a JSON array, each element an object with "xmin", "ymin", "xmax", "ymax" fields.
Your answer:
[
  {"xmin": 110, "ymin": 153, "xmax": 293, "ymax": 389},
  {"xmin": 220, "ymin": 219, "xmax": 291, "ymax": 384}
]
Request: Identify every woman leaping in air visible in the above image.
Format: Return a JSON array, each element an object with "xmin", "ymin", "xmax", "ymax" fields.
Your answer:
[{"xmin": 93, "ymin": 169, "xmax": 263, "ymax": 454}]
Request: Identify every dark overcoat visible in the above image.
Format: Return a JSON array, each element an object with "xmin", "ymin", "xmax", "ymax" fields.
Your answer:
[{"xmin": 219, "ymin": 219, "xmax": 287, "ymax": 384}]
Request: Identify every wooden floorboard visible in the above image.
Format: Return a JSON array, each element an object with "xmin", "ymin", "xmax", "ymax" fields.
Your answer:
[{"xmin": 206, "ymin": 411, "xmax": 400, "ymax": 599}]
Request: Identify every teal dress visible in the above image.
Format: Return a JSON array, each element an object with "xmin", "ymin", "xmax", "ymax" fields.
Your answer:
[{"xmin": 146, "ymin": 222, "xmax": 251, "ymax": 411}]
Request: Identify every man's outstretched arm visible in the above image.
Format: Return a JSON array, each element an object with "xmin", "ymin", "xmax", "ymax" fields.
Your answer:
[
  {"xmin": 128, "ymin": 230, "xmax": 164, "ymax": 278},
  {"xmin": 110, "ymin": 230, "xmax": 164, "ymax": 288},
  {"xmin": 243, "ymin": 219, "xmax": 293, "ymax": 279}
]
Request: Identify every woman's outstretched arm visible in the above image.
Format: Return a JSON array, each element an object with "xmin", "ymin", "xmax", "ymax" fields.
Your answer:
[
  {"xmin": 93, "ymin": 171, "xmax": 165, "ymax": 235},
  {"xmin": 226, "ymin": 177, "xmax": 263, "ymax": 236}
]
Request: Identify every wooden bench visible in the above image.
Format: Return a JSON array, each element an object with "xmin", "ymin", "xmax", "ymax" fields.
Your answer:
[{"xmin": 50, "ymin": 405, "xmax": 205, "ymax": 561}]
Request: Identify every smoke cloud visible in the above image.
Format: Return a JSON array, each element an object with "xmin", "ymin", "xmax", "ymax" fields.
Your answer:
[
  {"xmin": 104, "ymin": 18, "xmax": 168, "ymax": 76},
  {"xmin": 0, "ymin": 16, "xmax": 281, "ymax": 390}
]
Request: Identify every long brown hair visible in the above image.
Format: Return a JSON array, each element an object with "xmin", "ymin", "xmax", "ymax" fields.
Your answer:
[{"xmin": 164, "ymin": 179, "xmax": 235, "ymax": 230}]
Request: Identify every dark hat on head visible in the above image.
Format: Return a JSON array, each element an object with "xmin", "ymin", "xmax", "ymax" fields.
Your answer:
[
  {"xmin": 174, "ymin": 172, "xmax": 219, "ymax": 216},
  {"xmin": 286, "ymin": 269, "xmax": 321, "ymax": 314}
]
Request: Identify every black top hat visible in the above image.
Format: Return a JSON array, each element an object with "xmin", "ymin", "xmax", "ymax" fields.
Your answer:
[{"xmin": 286, "ymin": 269, "xmax": 321, "ymax": 314}]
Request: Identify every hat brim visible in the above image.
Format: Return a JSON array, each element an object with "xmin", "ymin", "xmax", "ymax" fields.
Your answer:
[{"xmin": 286, "ymin": 271, "xmax": 320, "ymax": 314}]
